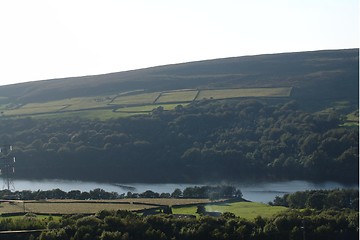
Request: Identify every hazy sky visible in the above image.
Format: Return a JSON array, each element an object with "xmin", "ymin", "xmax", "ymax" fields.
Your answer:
[{"xmin": 0, "ymin": 0, "xmax": 358, "ymax": 86}]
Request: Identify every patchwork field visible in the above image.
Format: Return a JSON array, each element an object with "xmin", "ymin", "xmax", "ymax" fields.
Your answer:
[
  {"xmin": 111, "ymin": 92, "xmax": 160, "ymax": 105},
  {"xmin": 155, "ymin": 90, "xmax": 199, "ymax": 103},
  {"xmin": 0, "ymin": 87, "xmax": 291, "ymax": 119},
  {"xmin": 0, "ymin": 198, "xmax": 213, "ymax": 215},
  {"xmin": 197, "ymin": 87, "xmax": 292, "ymax": 100},
  {"xmin": 0, "ymin": 201, "xmax": 154, "ymax": 215},
  {"xmin": 0, "ymin": 199, "xmax": 287, "ymax": 220}
]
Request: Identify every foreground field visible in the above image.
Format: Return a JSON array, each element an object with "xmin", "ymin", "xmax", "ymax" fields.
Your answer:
[
  {"xmin": 0, "ymin": 198, "xmax": 287, "ymax": 220},
  {"xmin": 0, "ymin": 198, "xmax": 212, "ymax": 215},
  {"xmin": 173, "ymin": 201, "xmax": 287, "ymax": 220}
]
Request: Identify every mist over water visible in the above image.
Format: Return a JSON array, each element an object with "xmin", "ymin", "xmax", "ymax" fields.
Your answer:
[{"xmin": 4, "ymin": 178, "xmax": 358, "ymax": 203}]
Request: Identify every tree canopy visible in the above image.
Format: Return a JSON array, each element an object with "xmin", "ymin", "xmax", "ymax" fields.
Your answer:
[{"xmin": 0, "ymin": 99, "xmax": 358, "ymax": 183}]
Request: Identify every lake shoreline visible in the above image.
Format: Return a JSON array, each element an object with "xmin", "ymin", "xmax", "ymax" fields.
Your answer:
[{"xmin": 3, "ymin": 178, "xmax": 358, "ymax": 203}]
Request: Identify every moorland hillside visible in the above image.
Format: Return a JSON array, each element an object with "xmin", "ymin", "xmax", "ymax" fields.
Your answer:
[
  {"xmin": 0, "ymin": 49, "xmax": 358, "ymax": 183},
  {"xmin": 0, "ymin": 49, "xmax": 357, "ymax": 112}
]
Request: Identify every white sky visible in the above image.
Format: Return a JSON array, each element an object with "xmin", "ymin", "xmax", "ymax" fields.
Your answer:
[{"xmin": 0, "ymin": 0, "xmax": 358, "ymax": 86}]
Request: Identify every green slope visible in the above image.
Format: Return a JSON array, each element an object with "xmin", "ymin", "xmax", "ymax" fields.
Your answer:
[{"xmin": 0, "ymin": 49, "xmax": 357, "ymax": 114}]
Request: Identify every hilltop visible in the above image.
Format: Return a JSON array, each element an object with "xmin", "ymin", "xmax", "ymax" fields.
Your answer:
[{"xmin": 0, "ymin": 48, "xmax": 358, "ymax": 115}]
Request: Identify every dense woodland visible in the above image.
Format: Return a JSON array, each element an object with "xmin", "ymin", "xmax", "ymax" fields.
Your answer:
[{"xmin": 0, "ymin": 99, "xmax": 358, "ymax": 183}]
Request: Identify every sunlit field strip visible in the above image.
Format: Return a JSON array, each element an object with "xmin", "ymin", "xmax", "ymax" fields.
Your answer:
[
  {"xmin": 204, "ymin": 201, "xmax": 287, "ymax": 219},
  {"xmin": 172, "ymin": 201, "xmax": 287, "ymax": 220},
  {"xmin": 3, "ymin": 104, "xmax": 67, "ymax": 115},
  {"xmin": 23, "ymin": 202, "xmax": 154, "ymax": 214},
  {"xmin": 33, "ymin": 104, "xmax": 184, "ymax": 120},
  {"xmin": 155, "ymin": 90, "xmax": 198, "ymax": 103},
  {"xmin": 2, "ymin": 87, "xmax": 291, "ymax": 118},
  {"xmin": 116, "ymin": 104, "xmax": 188, "ymax": 113},
  {"xmin": 197, "ymin": 87, "xmax": 292, "ymax": 100},
  {"xmin": 2, "ymin": 96, "xmax": 114, "ymax": 115},
  {"xmin": 33, "ymin": 109, "xmax": 137, "ymax": 120},
  {"xmin": 0, "ymin": 198, "xmax": 213, "ymax": 215},
  {"xmin": 111, "ymin": 92, "xmax": 160, "ymax": 105}
]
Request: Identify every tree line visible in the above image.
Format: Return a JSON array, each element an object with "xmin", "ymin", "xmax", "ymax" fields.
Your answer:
[
  {"xmin": 0, "ymin": 99, "xmax": 358, "ymax": 183},
  {"xmin": 271, "ymin": 189, "xmax": 359, "ymax": 210},
  {"xmin": 38, "ymin": 208, "xmax": 358, "ymax": 240},
  {"xmin": 0, "ymin": 185, "xmax": 242, "ymax": 200},
  {"xmin": 2, "ymin": 208, "xmax": 358, "ymax": 240}
]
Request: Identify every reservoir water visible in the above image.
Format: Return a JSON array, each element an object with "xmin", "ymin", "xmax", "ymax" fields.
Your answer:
[{"xmin": 4, "ymin": 179, "xmax": 358, "ymax": 203}]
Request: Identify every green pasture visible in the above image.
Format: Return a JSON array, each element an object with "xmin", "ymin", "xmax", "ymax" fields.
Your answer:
[
  {"xmin": 2, "ymin": 95, "xmax": 115, "ymax": 116},
  {"xmin": 33, "ymin": 104, "xmax": 184, "ymax": 120},
  {"xmin": 0, "ymin": 199, "xmax": 287, "ymax": 220},
  {"xmin": 116, "ymin": 103, "xmax": 187, "ymax": 113},
  {"xmin": 32, "ymin": 104, "xmax": 184, "ymax": 120},
  {"xmin": 111, "ymin": 92, "xmax": 160, "ymax": 105},
  {"xmin": 197, "ymin": 87, "xmax": 292, "ymax": 100},
  {"xmin": 172, "ymin": 201, "xmax": 287, "ymax": 220},
  {"xmin": 0, "ymin": 87, "xmax": 292, "ymax": 119},
  {"xmin": 0, "ymin": 200, "xmax": 155, "ymax": 215},
  {"xmin": 23, "ymin": 202, "xmax": 154, "ymax": 215},
  {"xmin": 155, "ymin": 90, "xmax": 198, "ymax": 103},
  {"xmin": 0, "ymin": 198, "xmax": 212, "ymax": 216},
  {"xmin": 33, "ymin": 109, "xmax": 136, "ymax": 121},
  {"xmin": 3, "ymin": 102, "xmax": 67, "ymax": 115},
  {"xmin": 59, "ymin": 96, "xmax": 114, "ymax": 111}
]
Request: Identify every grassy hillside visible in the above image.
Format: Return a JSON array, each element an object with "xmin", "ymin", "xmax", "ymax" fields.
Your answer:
[
  {"xmin": 0, "ymin": 87, "xmax": 292, "ymax": 120},
  {"xmin": 0, "ymin": 49, "xmax": 357, "ymax": 115}
]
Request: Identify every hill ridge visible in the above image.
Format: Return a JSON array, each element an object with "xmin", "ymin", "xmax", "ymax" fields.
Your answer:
[{"xmin": 0, "ymin": 48, "xmax": 357, "ymax": 110}]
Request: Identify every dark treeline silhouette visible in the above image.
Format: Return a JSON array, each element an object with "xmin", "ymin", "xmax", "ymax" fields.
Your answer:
[
  {"xmin": 0, "ymin": 99, "xmax": 358, "ymax": 183},
  {"xmin": 271, "ymin": 189, "xmax": 359, "ymax": 210},
  {"xmin": 36, "ymin": 208, "xmax": 358, "ymax": 240},
  {"xmin": 0, "ymin": 185, "xmax": 241, "ymax": 200}
]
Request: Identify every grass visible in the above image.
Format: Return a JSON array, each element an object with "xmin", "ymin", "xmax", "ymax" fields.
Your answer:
[
  {"xmin": 0, "ymin": 198, "xmax": 213, "ymax": 216},
  {"xmin": 197, "ymin": 87, "xmax": 292, "ymax": 100},
  {"xmin": 0, "ymin": 201, "xmax": 24, "ymax": 214},
  {"xmin": 2, "ymin": 95, "xmax": 114, "ymax": 116},
  {"xmin": 0, "ymin": 199, "xmax": 287, "ymax": 220},
  {"xmin": 0, "ymin": 87, "xmax": 292, "ymax": 119},
  {"xmin": 33, "ymin": 109, "xmax": 136, "ymax": 121},
  {"xmin": 0, "ymin": 201, "xmax": 155, "ymax": 215},
  {"xmin": 23, "ymin": 202, "xmax": 154, "ymax": 215},
  {"xmin": 3, "ymin": 103, "xmax": 67, "ymax": 115},
  {"xmin": 33, "ymin": 104, "xmax": 186, "ymax": 120},
  {"xmin": 111, "ymin": 92, "xmax": 160, "ymax": 105},
  {"xmin": 116, "ymin": 104, "xmax": 188, "ymax": 113},
  {"xmin": 172, "ymin": 201, "xmax": 287, "ymax": 220},
  {"xmin": 60, "ymin": 96, "xmax": 114, "ymax": 111},
  {"xmin": 155, "ymin": 90, "xmax": 198, "ymax": 103},
  {"xmin": 124, "ymin": 198, "xmax": 212, "ymax": 206},
  {"xmin": 205, "ymin": 201, "xmax": 287, "ymax": 219}
]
